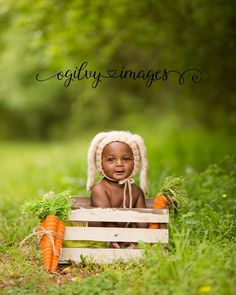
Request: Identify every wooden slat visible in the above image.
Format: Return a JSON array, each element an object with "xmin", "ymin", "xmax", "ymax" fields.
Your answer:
[
  {"xmin": 68, "ymin": 208, "xmax": 169, "ymax": 223},
  {"xmin": 60, "ymin": 248, "xmax": 143, "ymax": 264},
  {"xmin": 72, "ymin": 197, "xmax": 91, "ymax": 208},
  {"xmin": 72, "ymin": 197, "xmax": 154, "ymax": 209},
  {"xmin": 64, "ymin": 227, "xmax": 168, "ymax": 243}
]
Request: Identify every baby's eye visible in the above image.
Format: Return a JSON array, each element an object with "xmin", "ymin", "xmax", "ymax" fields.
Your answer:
[
  {"xmin": 108, "ymin": 157, "xmax": 115, "ymax": 162},
  {"xmin": 123, "ymin": 156, "xmax": 131, "ymax": 161}
]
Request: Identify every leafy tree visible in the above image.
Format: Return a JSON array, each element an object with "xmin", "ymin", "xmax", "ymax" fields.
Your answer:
[{"xmin": 0, "ymin": 0, "xmax": 235, "ymax": 139}]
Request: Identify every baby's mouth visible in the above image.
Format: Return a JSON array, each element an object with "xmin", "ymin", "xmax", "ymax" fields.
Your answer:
[{"xmin": 114, "ymin": 170, "xmax": 125, "ymax": 175}]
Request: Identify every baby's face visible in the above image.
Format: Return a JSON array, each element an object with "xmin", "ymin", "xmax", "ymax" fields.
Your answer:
[{"xmin": 102, "ymin": 142, "xmax": 134, "ymax": 181}]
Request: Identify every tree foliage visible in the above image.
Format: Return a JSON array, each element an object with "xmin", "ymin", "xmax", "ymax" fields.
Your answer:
[{"xmin": 0, "ymin": 0, "xmax": 235, "ymax": 139}]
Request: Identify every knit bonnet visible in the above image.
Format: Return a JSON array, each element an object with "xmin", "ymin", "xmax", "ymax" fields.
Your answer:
[{"xmin": 86, "ymin": 131, "xmax": 149, "ymax": 201}]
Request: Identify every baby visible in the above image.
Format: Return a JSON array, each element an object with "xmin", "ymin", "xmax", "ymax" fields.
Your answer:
[{"xmin": 87, "ymin": 131, "xmax": 149, "ymax": 248}]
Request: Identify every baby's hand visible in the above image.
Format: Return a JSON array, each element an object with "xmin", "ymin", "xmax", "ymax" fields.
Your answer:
[
  {"xmin": 110, "ymin": 242, "xmax": 120, "ymax": 249},
  {"xmin": 126, "ymin": 243, "xmax": 136, "ymax": 249}
]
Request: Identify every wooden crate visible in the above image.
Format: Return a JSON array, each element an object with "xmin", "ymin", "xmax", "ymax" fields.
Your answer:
[{"xmin": 60, "ymin": 197, "xmax": 169, "ymax": 264}]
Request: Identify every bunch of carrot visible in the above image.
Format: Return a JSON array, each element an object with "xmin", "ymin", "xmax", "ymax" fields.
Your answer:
[
  {"xmin": 39, "ymin": 215, "xmax": 65, "ymax": 273},
  {"xmin": 22, "ymin": 191, "xmax": 71, "ymax": 273},
  {"xmin": 149, "ymin": 176, "xmax": 188, "ymax": 229}
]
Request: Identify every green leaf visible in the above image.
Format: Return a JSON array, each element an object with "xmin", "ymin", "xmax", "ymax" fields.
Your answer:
[
  {"xmin": 161, "ymin": 176, "xmax": 188, "ymax": 207},
  {"xmin": 21, "ymin": 190, "xmax": 72, "ymax": 221}
]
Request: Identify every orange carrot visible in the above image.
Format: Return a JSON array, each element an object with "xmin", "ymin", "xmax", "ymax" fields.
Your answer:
[
  {"xmin": 51, "ymin": 220, "xmax": 65, "ymax": 273},
  {"xmin": 40, "ymin": 215, "xmax": 58, "ymax": 271},
  {"xmin": 149, "ymin": 193, "xmax": 168, "ymax": 229},
  {"xmin": 39, "ymin": 219, "xmax": 46, "ymax": 249}
]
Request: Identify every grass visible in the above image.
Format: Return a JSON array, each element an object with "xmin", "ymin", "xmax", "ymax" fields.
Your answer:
[{"xmin": 0, "ymin": 128, "xmax": 235, "ymax": 294}]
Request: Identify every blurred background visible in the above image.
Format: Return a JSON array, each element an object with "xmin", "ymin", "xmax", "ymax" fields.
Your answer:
[
  {"xmin": 1, "ymin": 2, "xmax": 235, "ymax": 291},
  {"xmin": 0, "ymin": 0, "xmax": 235, "ymax": 175}
]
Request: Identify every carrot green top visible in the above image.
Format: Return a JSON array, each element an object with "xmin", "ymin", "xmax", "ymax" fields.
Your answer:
[
  {"xmin": 22, "ymin": 191, "xmax": 72, "ymax": 222},
  {"xmin": 160, "ymin": 176, "xmax": 188, "ymax": 207}
]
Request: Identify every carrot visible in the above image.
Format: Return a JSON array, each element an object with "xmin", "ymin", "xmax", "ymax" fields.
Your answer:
[
  {"xmin": 39, "ymin": 219, "xmax": 46, "ymax": 249},
  {"xmin": 149, "ymin": 193, "xmax": 168, "ymax": 229},
  {"xmin": 153, "ymin": 193, "xmax": 168, "ymax": 208},
  {"xmin": 51, "ymin": 220, "xmax": 65, "ymax": 273},
  {"xmin": 40, "ymin": 215, "xmax": 59, "ymax": 271}
]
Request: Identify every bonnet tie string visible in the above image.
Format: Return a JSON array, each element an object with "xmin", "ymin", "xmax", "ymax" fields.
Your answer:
[{"xmin": 119, "ymin": 178, "xmax": 134, "ymax": 209}]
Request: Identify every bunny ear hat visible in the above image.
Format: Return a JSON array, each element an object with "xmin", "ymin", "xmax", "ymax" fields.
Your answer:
[{"xmin": 86, "ymin": 131, "xmax": 149, "ymax": 195}]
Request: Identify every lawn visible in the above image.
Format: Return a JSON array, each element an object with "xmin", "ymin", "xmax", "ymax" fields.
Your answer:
[{"xmin": 0, "ymin": 129, "xmax": 235, "ymax": 295}]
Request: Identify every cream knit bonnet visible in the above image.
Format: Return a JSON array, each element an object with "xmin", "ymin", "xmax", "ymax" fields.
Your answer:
[{"xmin": 87, "ymin": 131, "xmax": 148, "ymax": 207}]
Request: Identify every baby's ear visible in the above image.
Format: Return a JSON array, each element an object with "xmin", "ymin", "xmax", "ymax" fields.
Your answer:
[
  {"xmin": 87, "ymin": 132, "xmax": 107, "ymax": 191},
  {"xmin": 133, "ymin": 135, "xmax": 149, "ymax": 195}
]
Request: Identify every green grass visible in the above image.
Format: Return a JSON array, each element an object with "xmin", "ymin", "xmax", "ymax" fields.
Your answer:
[{"xmin": 0, "ymin": 129, "xmax": 235, "ymax": 294}]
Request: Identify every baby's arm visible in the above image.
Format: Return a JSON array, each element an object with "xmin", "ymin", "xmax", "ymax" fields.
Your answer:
[
  {"xmin": 89, "ymin": 184, "xmax": 111, "ymax": 227},
  {"xmin": 135, "ymin": 187, "xmax": 149, "ymax": 228}
]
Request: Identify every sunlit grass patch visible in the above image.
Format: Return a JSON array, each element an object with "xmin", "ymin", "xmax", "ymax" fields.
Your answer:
[{"xmin": 0, "ymin": 136, "xmax": 235, "ymax": 294}]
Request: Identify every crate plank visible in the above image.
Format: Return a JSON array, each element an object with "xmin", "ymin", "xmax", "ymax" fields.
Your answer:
[
  {"xmin": 68, "ymin": 208, "xmax": 169, "ymax": 223},
  {"xmin": 60, "ymin": 248, "xmax": 143, "ymax": 263},
  {"xmin": 64, "ymin": 227, "xmax": 168, "ymax": 243},
  {"xmin": 72, "ymin": 197, "xmax": 154, "ymax": 209}
]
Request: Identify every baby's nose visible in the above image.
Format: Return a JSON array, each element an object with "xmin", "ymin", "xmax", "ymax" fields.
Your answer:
[{"xmin": 116, "ymin": 159, "xmax": 123, "ymax": 165}]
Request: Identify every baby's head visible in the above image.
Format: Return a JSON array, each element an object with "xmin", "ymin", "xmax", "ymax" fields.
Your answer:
[
  {"xmin": 101, "ymin": 141, "xmax": 134, "ymax": 182},
  {"xmin": 87, "ymin": 131, "xmax": 148, "ymax": 194}
]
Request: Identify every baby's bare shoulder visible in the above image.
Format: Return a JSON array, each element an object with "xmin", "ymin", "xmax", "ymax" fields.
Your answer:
[
  {"xmin": 90, "ymin": 181, "xmax": 110, "ymax": 207},
  {"xmin": 91, "ymin": 182, "xmax": 106, "ymax": 194}
]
